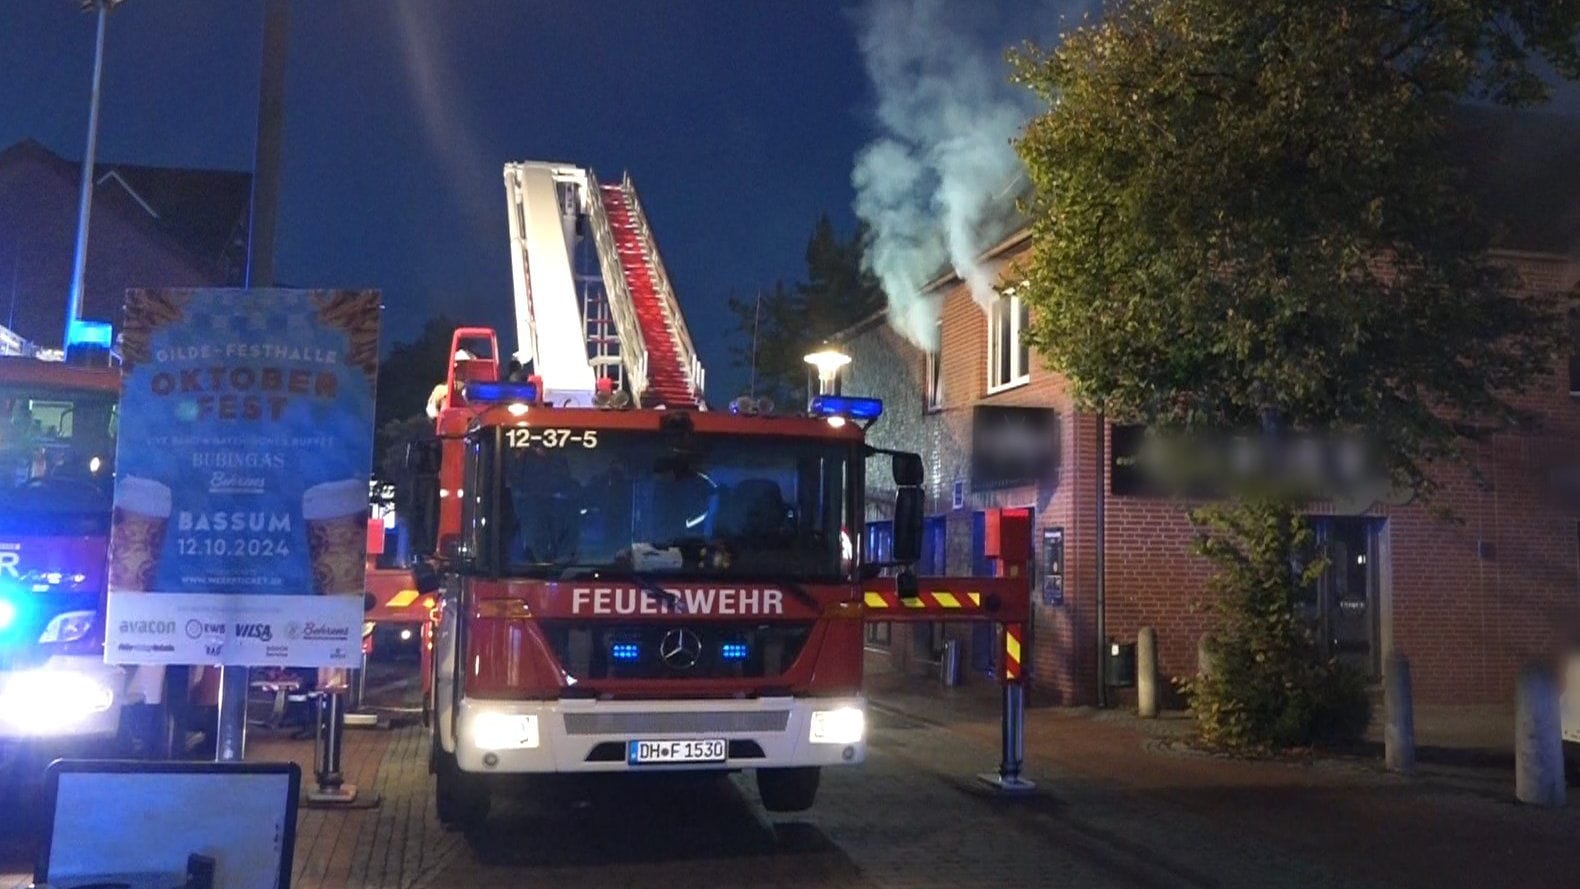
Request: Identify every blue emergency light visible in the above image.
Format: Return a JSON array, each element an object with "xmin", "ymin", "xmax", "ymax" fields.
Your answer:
[
  {"xmin": 809, "ymin": 395, "xmax": 883, "ymax": 421},
  {"xmin": 610, "ymin": 642, "xmax": 641, "ymax": 662},
  {"xmin": 720, "ymin": 642, "xmax": 749, "ymax": 661},
  {"xmin": 0, "ymin": 597, "xmax": 17, "ymax": 632},
  {"xmin": 463, "ymin": 380, "xmax": 539, "ymax": 404}
]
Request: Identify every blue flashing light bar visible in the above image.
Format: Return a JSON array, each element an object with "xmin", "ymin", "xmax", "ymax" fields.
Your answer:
[
  {"xmin": 610, "ymin": 642, "xmax": 641, "ymax": 662},
  {"xmin": 464, "ymin": 380, "xmax": 539, "ymax": 404},
  {"xmin": 720, "ymin": 642, "xmax": 749, "ymax": 662},
  {"xmin": 809, "ymin": 395, "xmax": 883, "ymax": 421},
  {"xmin": 0, "ymin": 597, "xmax": 17, "ymax": 632}
]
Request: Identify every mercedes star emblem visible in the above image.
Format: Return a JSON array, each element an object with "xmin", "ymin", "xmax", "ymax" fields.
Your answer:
[{"xmin": 659, "ymin": 628, "xmax": 703, "ymax": 669}]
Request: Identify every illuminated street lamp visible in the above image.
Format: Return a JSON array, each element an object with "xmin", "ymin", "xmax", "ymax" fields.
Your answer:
[
  {"xmin": 803, "ymin": 344, "xmax": 851, "ymax": 401},
  {"xmin": 63, "ymin": 0, "xmax": 126, "ymax": 352}
]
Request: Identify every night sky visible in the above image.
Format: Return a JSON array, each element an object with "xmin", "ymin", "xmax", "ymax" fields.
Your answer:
[{"xmin": 0, "ymin": 1, "xmax": 882, "ymax": 399}]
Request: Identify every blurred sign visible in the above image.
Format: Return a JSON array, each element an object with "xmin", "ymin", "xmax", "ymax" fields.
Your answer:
[
  {"xmin": 970, "ymin": 407, "xmax": 1057, "ymax": 491},
  {"xmin": 105, "ymin": 289, "xmax": 380, "ymax": 667}
]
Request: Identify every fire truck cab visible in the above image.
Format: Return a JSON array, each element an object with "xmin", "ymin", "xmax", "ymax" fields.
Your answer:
[{"xmin": 417, "ymin": 379, "xmax": 921, "ymax": 822}]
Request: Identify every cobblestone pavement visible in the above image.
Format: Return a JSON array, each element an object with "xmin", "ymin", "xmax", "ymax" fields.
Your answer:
[{"xmin": 7, "ymin": 681, "xmax": 1579, "ymax": 889}]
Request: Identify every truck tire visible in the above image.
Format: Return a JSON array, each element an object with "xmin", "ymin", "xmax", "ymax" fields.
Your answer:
[
  {"xmin": 434, "ymin": 745, "xmax": 489, "ymax": 829},
  {"xmin": 756, "ymin": 766, "xmax": 820, "ymax": 813}
]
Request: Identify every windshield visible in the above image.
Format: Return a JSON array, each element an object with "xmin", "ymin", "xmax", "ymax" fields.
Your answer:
[
  {"xmin": 0, "ymin": 384, "xmax": 117, "ymax": 534},
  {"xmin": 493, "ymin": 430, "xmax": 852, "ymax": 581}
]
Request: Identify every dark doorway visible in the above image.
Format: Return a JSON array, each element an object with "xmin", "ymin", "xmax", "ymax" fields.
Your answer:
[{"xmin": 1304, "ymin": 517, "xmax": 1386, "ymax": 677}]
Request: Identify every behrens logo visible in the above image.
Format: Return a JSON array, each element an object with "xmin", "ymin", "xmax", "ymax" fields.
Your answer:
[{"xmin": 570, "ymin": 586, "xmax": 785, "ymax": 616}]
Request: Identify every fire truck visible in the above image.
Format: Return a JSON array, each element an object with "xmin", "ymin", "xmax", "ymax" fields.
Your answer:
[
  {"xmin": 416, "ymin": 163, "xmax": 1030, "ymax": 827},
  {"xmin": 0, "ymin": 353, "xmax": 207, "ymax": 789}
]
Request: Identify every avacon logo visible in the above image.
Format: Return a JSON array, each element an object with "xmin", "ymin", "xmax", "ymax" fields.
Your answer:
[
  {"xmin": 119, "ymin": 619, "xmax": 176, "ymax": 636},
  {"xmin": 234, "ymin": 623, "xmax": 273, "ymax": 642}
]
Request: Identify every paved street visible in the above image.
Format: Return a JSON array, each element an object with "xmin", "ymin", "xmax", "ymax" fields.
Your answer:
[{"xmin": 6, "ymin": 674, "xmax": 1579, "ymax": 889}]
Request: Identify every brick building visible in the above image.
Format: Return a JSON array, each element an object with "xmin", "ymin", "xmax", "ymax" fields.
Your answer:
[
  {"xmin": 841, "ymin": 118, "xmax": 1580, "ymax": 708},
  {"xmin": 0, "ymin": 139, "xmax": 251, "ymax": 349}
]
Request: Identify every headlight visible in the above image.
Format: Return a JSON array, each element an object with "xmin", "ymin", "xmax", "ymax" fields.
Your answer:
[
  {"xmin": 0, "ymin": 669, "xmax": 116, "ymax": 733},
  {"xmin": 38, "ymin": 609, "xmax": 97, "ymax": 644},
  {"xmin": 809, "ymin": 706, "xmax": 865, "ymax": 745},
  {"xmin": 470, "ymin": 712, "xmax": 539, "ymax": 750}
]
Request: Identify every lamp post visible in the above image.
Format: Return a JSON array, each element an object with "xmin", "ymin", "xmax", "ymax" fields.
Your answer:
[
  {"xmin": 803, "ymin": 345, "xmax": 851, "ymax": 406},
  {"xmin": 63, "ymin": 0, "xmax": 124, "ymax": 350}
]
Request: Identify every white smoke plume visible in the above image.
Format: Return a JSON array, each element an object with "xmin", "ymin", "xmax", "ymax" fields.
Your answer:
[{"xmin": 852, "ymin": 0, "xmax": 1080, "ymax": 349}]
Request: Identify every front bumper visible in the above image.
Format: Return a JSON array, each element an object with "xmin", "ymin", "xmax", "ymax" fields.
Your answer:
[
  {"xmin": 0, "ymin": 655, "xmax": 127, "ymax": 741},
  {"xmin": 453, "ymin": 695, "xmax": 867, "ymax": 774}
]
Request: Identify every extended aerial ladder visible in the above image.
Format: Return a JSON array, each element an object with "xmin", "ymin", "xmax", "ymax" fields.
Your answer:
[{"xmin": 502, "ymin": 162, "xmax": 706, "ymax": 408}]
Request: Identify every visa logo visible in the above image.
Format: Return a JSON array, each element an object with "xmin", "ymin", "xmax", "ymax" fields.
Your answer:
[{"xmin": 234, "ymin": 623, "xmax": 273, "ymax": 641}]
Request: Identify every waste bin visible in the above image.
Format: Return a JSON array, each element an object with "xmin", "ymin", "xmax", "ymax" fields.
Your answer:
[
  {"xmin": 1104, "ymin": 639, "xmax": 1136, "ymax": 688},
  {"xmin": 939, "ymin": 639, "xmax": 961, "ymax": 687}
]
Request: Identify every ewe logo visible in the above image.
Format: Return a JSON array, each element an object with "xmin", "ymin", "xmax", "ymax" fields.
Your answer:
[
  {"xmin": 234, "ymin": 623, "xmax": 273, "ymax": 642},
  {"xmin": 185, "ymin": 619, "xmax": 226, "ymax": 639}
]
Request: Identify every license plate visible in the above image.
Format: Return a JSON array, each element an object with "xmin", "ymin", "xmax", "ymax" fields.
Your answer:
[{"xmin": 627, "ymin": 738, "xmax": 727, "ymax": 765}]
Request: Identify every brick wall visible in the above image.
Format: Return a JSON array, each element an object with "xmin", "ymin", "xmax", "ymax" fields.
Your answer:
[{"xmin": 843, "ymin": 244, "xmax": 1580, "ymax": 708}]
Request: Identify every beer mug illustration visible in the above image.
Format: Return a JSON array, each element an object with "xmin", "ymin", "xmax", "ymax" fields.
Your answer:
[
  {"xmin": 303, "ymin": 479, "xmax": 367, "ymax": 595},
  {"xmin": 110, "ymin": 476, "xmax": 172, "ymax": 592}
]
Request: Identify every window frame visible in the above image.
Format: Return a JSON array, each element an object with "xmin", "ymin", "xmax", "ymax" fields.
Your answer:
[
  {"xmin": 925, "ymin": 317, "xmax": 944, "ymax": 413},
  {"xmin": 986, "ymin": 291, "xmax": 1031, "ymax": 393}
]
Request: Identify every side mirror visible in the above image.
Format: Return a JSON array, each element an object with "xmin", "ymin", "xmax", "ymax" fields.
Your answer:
[
  {"xmin": 405, "ymin": 472, "xmax": 439, "ymax": 559},
  {"xmin": 411, "ymin": 558, "xmax": 441, "ymax": 594},
  {"xmin": 892, "ymin": 452, "xmax": 923, "ymax": 487},
  {"xmin": 892, "ymin": 487, "xmax": 923, "ymax": 564},
  {"xmin": 405, "ymin": 439, "xmax": 440, "ymax": 474}
]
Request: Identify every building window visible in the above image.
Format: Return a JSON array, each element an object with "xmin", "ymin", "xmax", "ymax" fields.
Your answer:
[
  {"xmin": 926, "ymin": 319, "xmax": 943, "ymax": 412},
  {"xmin": 987, "ymin": 291, "xmax": 1030, "ymax": 392}
]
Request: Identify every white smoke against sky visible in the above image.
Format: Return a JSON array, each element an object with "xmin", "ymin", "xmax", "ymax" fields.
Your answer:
[{"xmin": 852, "ymin": 0, "xmax": 1082, "ymax": 350}]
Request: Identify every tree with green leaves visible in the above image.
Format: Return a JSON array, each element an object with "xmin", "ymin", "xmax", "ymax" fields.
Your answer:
[
  {"xmin": 1012, "ymin": 0, "xmax": 1580, "ymax": 747},
  {"xmin": 728, "ymin": 216, "xmax": 885, "ymax": 405}
]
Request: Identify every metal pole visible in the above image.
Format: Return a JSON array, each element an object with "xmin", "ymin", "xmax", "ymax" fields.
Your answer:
[
  {"xmin": 314, "ymin": 692, "xmax": 345, "ymax": 792},
  {"xmin": 63, "ymin": 0, "xmax": 111, "ymax": 342},
  {"xmin": 1095, "ymin": 413, "xmax": 1108, "ymax": 708},
  {"xmin": 216, "ymin": 0, "xmax": 291, "ymax": 762},
  {"xmin": 245, "ymin": 0, "xmax": 290, "ymax": 289},
  {"xmin": 1001, "ymin": 684, "xmax": 1025, "ymax": 780},
  {"xmin": 215, "ymin": 667, "xmax": 248, "ymax": 762}
]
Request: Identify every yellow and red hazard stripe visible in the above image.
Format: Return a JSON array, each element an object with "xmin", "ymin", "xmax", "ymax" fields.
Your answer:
[
  {"xmin": 862, "ymin": 589, "xmax": 984, "ymax": 612},
  {"xmin": 1002, "ymin": 622, "xmax": 1024, "ymax": 683}
]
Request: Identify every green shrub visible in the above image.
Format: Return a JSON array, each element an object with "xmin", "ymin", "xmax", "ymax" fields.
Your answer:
[{"xmin": 1179, "ymin": 494, "xmax": 1373, "ymax": 750}]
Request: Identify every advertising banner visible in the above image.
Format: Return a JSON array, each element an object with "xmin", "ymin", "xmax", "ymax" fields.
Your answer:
[{"xmin": 105, "ymin": 289, "xmax": 380, "ymax": 667}]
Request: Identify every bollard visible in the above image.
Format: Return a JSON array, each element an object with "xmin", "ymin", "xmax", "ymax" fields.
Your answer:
[
  {"xmin": 939, "ymin": 638, "xmax": 961, "ymax": 687},
  {"xmin": 1515, "ymin": 665, "xmax": 1566, "ymax": 807},
  {"xmin": 1137, "ymin": 627, "xmax": 1158, "ymax": 718},
  {"xmin": 306, "ymin": 691, "xmax": 360, "ymax": 805},
  {"xmin": 1383, "ymin": 651, "xmax": 1416, "ymax": 775}
]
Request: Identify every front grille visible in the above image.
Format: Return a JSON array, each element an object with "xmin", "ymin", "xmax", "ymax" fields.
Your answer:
[
  {"xmin": 564, "ymin": 710, "xmax": 790, "ymax": 736},
  {"xmin": 540, "ymin": 621, "xmax": 812, "ymax": 681}
]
